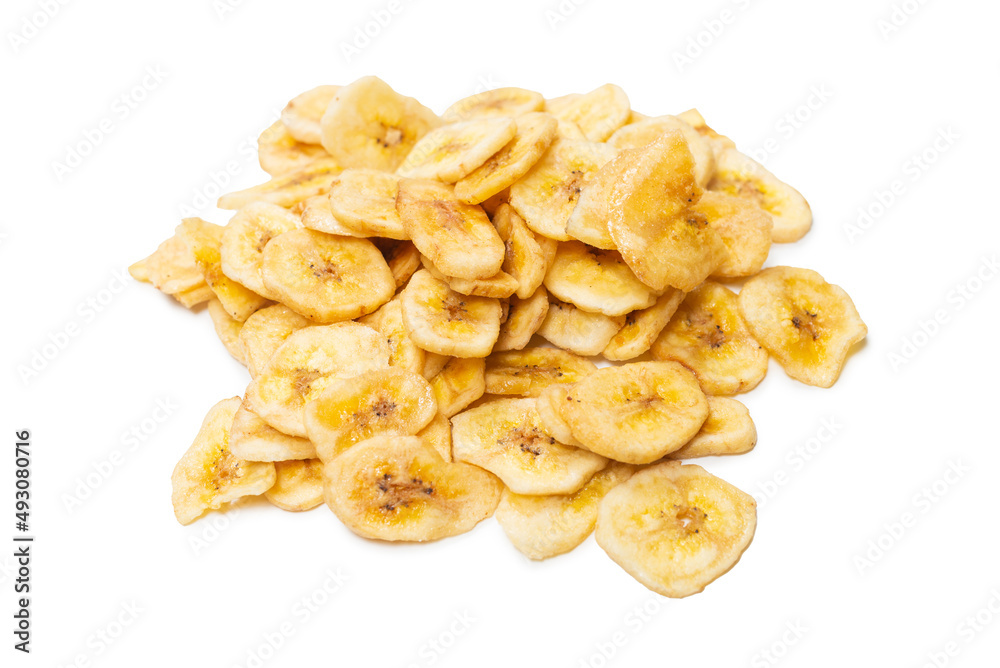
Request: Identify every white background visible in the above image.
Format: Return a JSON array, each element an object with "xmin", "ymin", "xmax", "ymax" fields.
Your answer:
[{"xmin": 2, "ymin": 0, "xmax": 999, "ymax": 666}]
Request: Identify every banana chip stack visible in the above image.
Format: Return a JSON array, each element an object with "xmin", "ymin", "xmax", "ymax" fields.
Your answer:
[{"xmin": 133, "ymin": 77, "xmax": 867, "ymax": 598}]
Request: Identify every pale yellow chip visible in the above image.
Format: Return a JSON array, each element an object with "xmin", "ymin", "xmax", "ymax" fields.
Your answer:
[
  {"xmin": 694, "ymin": 191, "xmax": 773, "ymax": 279},
  {"xmin": 281, "ymin": 85, "xmax": 340, "ymax": 145},
  {"xmin": 494, "ymin": 203, "xmax": 558, "ymax": 300},
  {"xmin": 544, "ymin": 241, "xmax": 656, "ymax": 317},
  {"xmin": 602, "ymin": 288, "xmax": 685, "ymax": 361},
  {"xmin": 325, "ymin": 168, "xmax": 406, "ymax": 239},
  {"xmin": 484, "ymin": 346, "xmax": 596, "ymax": 397},
  {"xmin": 229, "ymin": 402, "xmax": 316, "ymax": 461},
  {"xmin": 668, "ymin": 396, "xmax": 756, "ymax": 460},
  {"xmin": 442, "ymin": 87, "xmax": 545, "ymax": 122},
  {"xmin": 549, "ymin": 84, "xmax": 630, "ymax": 142},
  {"xmin": 265, "ymin": 459, "xmax": 325, "ymax": 512},
  {"xmin": 400, "ymin": 269, "xmax": 502, "ymax": 358},
  {"xmin": 207, "ymin": 298, "xmax": 246, "ymax": 365},
  {"xmin": 397, "ymin": 117, "xmax": 517, "ymax": 183},
  {"xmin": 494, "ymin": 286, "xmax": 550, "ymax": 352},
  {"xmin": 537, "ymin": 298, "xmax": 625, "ymax": 357},
  {"xmin": 417, "ymin": 412, "xmax": 453, "ymax": 462},
  {"xmin": 258, "ymin": 121, "xmax": 331, "ymax": 176},
  {"xmin": 608, "ymin": 115, "xmax": 716, "ymax": 187},
  {"xmin": 129, "ymin": 233, "xmax": 212, "ymax": 308},
  {"xmin": 220, "ymin": 202, "xmax": 302, "ymax": 300},
  {"xmin": 429, "ymin": 356, "xmax": 486, "ymax": 418},
  {"xmin": 239, "ymin": 304, "xmax": 314, "ymax": 378},
  {"xmin": 218, "ymin": 157, "xmax": 342, "ymax": 210}
]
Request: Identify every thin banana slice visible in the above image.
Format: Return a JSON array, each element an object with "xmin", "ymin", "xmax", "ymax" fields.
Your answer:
[
  {"xmin": 484, "ymin": 346, "xmax": 596, "ymax": 397},
  {"xmin": 299, "ymin": 194, "xmax": 355, "ymax": 236},
  {"xmin": 396, "ymin": 179, "xmax": 505, "ymax": 280},
  {"xmin": 554, "ymin": 118, "xmax": 587, "ymax": 140},
  {"xmin": 420, "ymin": 255, "xmax": 518, "ymax": 298},
  {"xmin": 326, "ymin": 168, "xmax": 406, "ymax": 239},
  {"xmin": 217, "ymin": 157, "xmax": 342, "ymax": 210},
  {"xmin": 509, "ymin": 140, "xmax": 618, "ymax": 241},
  {"xmin": 417, "ymin": 412, "xmax": 452, "ymax": 462},
  {"xmin": 239, "ymin": 304, "xmax": 313, "ymax": 378},
  {"xmin": 564, "ymin": 148, "xmax": 632, "ymax": 250},
  {"xmin": 442, "ymin": 87, "xmax": 545, "ymax": 122},
  {"xmin": 693, "ymin": 191, "xmax": 773, "ymax": 279},
  {"xmin": 281, "ymin": 85, "xmax": 340, "ymax": 145},
  {"xmin": 535, "ymin": 383, "xmax": 583, "ymax": 447},
  {"xmin": 737, "ymin": 266, "xmax": 867, "ymax": 388},
  {"xmin": 494, "ymin": 203, "xmax": 558, "ymax": 300},
  {"xmin": 245, "ymin": 323, "xmax": 391, "ymax": 437},
  {"xmin": 608, "ymin": 133, "xmax": 728, "ymax": 292},
  {"xmin": 603, "ymin": 289, "xmax": 685, "ymax": 361},
  {"xmin": 323, "ymin": 434, "xmax": 501, "ymax": 542},
  {"xmin": 709, "ymin": 148, "xmax": 812, "ymax": 243},
  {"xmin": 258, "ymin": 121, "xmax": 330, "ymax": 176},
  {"xmin": 537, "ymin": 298, "xmax": 625, "ymax": 357},
  {"xmin": 381, "ymin": 240, "xmax": 421, "ymax": 289},
  {"xmin": 265, "ymin": 459, "xmax": 325, "ymax": 511},
  {"xmin": 651, "ymin": 282, "xmax": 768, "ymax": 395},
  {"xmin": 229, "ymin": 402, "xmax": 316, "ymax": 461},
  {"xmin": 207, "ymin": 298, "xmax": 246, "ymax": 365},
  {"xmin": 495, "ymin": 462, "xmax": 635, "ymax": 560},
  {"xmin": 398, "ymin": 117, "xmax": 517, "ymax": 182},
  {"xmin": 400, "ymin": 269, "xmax": 502, "ymax": 357},
  {"xmin": 176, "ymin": 218, "xmax": 271, "ymax": 321},
  {"xmin": 261, "ymin": 228, "xmax": 394, "ymax": 323},
  {"xmin": 608, "ymin": 115, "xmax": 716, "ymax": 187},
  {"xmin": 358, "ymin": 297, "xmax": 425, "ymax": 374},
  {"xmin": 319, "ymin": 76, "xmax": 440, "ymax": 171},
  {"xmin": 550, "ymin": 84, "xmax": 630, "ymax": 142},
  {"xmin": 452, "ymin": 398, "xmax": 607, "ymax": 495},
  {"xmin": 480, "ymin": 187, "xmax": 509, "ymax": 216},
  {"xmin": 171, "ymin": 397, "xmax": 276, "ymax": 525},
  {"xmin": 560, "ymin": 361, "xmax": 709, "ymax": 464},
  {"xmin": 129, "ymin": 233, "xmax": 213, "ymax": 308},
  {"xmin": 421, "ymin": 352, "xmax": 450, "ymax": 380},
  {"xmin": 544, "ymin": 241, "xmax": 656, "ymax": 316},
  {"xmin": 305, "ymin": 368, "xmax": 437, "ymax": 462},
  {"xmin": 668, "ymin": 397, "xmax": 756, "ymax": 460},
  {"xmin": 429, "ymin": 356, "xmax": 486, "ymax": 418},
  {"xmin": 675, "ymin": 108, "xmax": 737, "ymax": 159},
  {"xmin": 220, "ymin": 202, "xmax": 301, "ymax": 299},
  {"xmin": 595, "ymin": 461, "xmax": 756, "ymax": 598},
  {"xmin": 495, "ymin": 286, "xmax": 550, "ymax": 351},
  {"xmin": 454, "ymin": 112, "xmax": 558, "ymax": 205}
]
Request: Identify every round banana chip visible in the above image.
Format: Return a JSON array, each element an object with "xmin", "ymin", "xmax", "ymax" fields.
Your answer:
[
  {"xmin": 171, "ymin": 397, "xmax": 276, "ymax": 526},
  {"xmin": 417, "ymin": 412, "xmax": 453, "ymax": 462},
  {"xmin": 494, "ymin": 286, "xmax": 550, "ymax": 351},
  {"xmin": 239, "ymin": 304, "xmax": 314, "ymax": 378},
  {"xmin": 258, "ymin": 121, "xmax": 330, "ymax": 176},
  {"xmin": 737, "ymin": 266, "xmax": 867, "ymax": 388},
  {"xmin": 564, "ymin": 148, "xmax": 633, "ymax": 250},
  {"xmin": 537, "ymin": 298, "xmax": 625, "ymax": 357},
  {"xmin": 304, "ymin": 368, "xmax": 438, "ymax": 462},
  {"xmin": 299, "ymin": 194, "xmax": 356, "ymax": 236},
  {"xmin": 693, "ymin": 191, "xmax": 773, "ymax": 279},
  {"xmin": 603, "ymin": 289, "xmax": 685, "ymax": 362},
  {"xmin": 325, "ymin": 168, "xmax": 406, "ymax": 239},
  {"xmin": 544, "ymin": 241, "xmax": 656, "ymax": 316},
  {"xmin": 220, "ymin": 202, "xmax": 302, "ymax": 299},
  {"xmin": 397, "ymin": 117, "xmax": 517, "ymax": 183},
  {"xmin": 319, "ymin": 76, "xmax": 440, "ymax": 171},
  {"xmin": 608, "ymin": 115, "xmax": 716, "ymax": 187},
  {"xmin": 265, "ymin": 459, "xmax": 325, "ymax": 512},
  {"xmin": 675, "ymin": 108, "xmax": 737, "ymax": 160},
  {"xmin": 535, "ymin": 383, "xmax": 583, "ymax": 447},
  {"xmin": 652, "ymin": 282, "xmax": 769, "ymax": 395},
  {"xmin": 595, "ymin": 461, "xmax": 756, "ymax": 598},
  {"xmin": 229, "ymin": 401, "xmax": 316, "ymax": 462},
  {"xmin": 218, "ymin": 157, "xmax": 343, "ymax": 210},
  {"xmin": 357, "ymin": 297, "xmax": 425, "ymax": 374},
  {"xmin": 245, "ymin": 323, "xmax": 391, "ymax": 437},
  {"xmin": 261, "ymin": 228, "xmax": 394, "ymax": 323},
  {"xmin": 484, "ymin": 346, "xmax": 596, "ymax": 397},
  {"xmin": 429, "ymin": 357, "xmax": 486, "ymax": 418},
  {"xmin": 129, "ymin": 233, "xmax": 213, "ymax": 308},
  {"xmin": 323, "ymin": 434, "xmax": 502, "ymax": 542},
  {"xmin": 544, "ymin": 93, "xmax": 581, "ymax": 116},
  {"xmin": 668, "ymin": 396, "xmax": 756, "ymax": 460},
  {"xmin": 281, "ymin": 85, "xmax": 340, "ymax": 145},
  {"xmin": 400, "ymin": 269, "xmax": 502, "ymax": 358},
  {"xmin": 452, "ymin": 398, "xmax": 607, "ymax": 495},
  {"xmin": 494, "ymin": 203, "xmax": 558, "ymax": 300},
  {"xmin": 549, "ymin": 84, "xmax": 630, "ymax": 142},
  {"xmin": 560, "ymin": 361, "xmax": 710, "ymax": 464},
  {"xmin": 206, "ymin": 298, "xmax": 246, "ymax": 365},
  {"xmin": 442, "ymin": 87, "xmax": 545, "ymax": 122}
]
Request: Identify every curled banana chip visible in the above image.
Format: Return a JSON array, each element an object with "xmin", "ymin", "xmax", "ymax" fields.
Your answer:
[
  {"xmin": 738, "ymin": 266, "xmax": 867, "ymax": 388},
  {"xmin": 400, "ymin": 269, "xmax": 502, "ymax": 358},
  {"xmin": 603, "ymin": 289, "xmax": 685, "ymax": 362},
  {"xmin": 357, "ymin": 296, "xmax": 425, "ymax": 374},
  {"xmin": 257, "ymin": 121, "xmax": 330, "ymax": 177},
  {"xmin": 323, "ymin": 434, "xmax": 502, "ymax": 542},
  {"xmin": 398, "ymin": 117, "xmax": 517, "ymax": 183},
  {"xmin": 549, "ymin": 84, "xmax": 630, "ymax": 142},
  {"xmin": 494, "ymin": 286, "xmax": 550, "ymax": 351},
  {"xmin": 281, "ymin": 85, "xmax": 340, "ymax": 145},
  {"xmin": 130, "ymin": 233, "xmax": 213, "ymax": 308},
  {"xmin": 564, "ymin": 148, "xmax": 632, "ymax": 250},
  {"xmin": 595, "ymin": 461, "xmax": 756, "ymax": 598},
  {"xmin": 537, "ymin": 298, "xmax": 625, "ymax": 357},
  {"xmin": 668, "ymin": 396, "xmax": 756, "ymax": 460},
  {"xmin": 693, "ymin": 191, "xmax": 773, "ymax": 280},
  {"xmin": 429, "ymin": 356, "xmax": 486, "ymax": 418},
  {"xmin": 494, "ymin": 203, "xmax": 558, "ymax": 300},
  {"xmin": 442, "ymin": 87, "xmax": 544, "ymax": 123},
  {"xmin": 207, "ymin": 298, "xmax": 246, "ymax": 365},
  {"xmin": 239, "ymin": 304, "xmax": 313, "ymax": 378},
  {"xmin": 229, "ymin": 402, "xmax": 316, "ymax": 461},
  {"xmin": 325, "ymin": 168, "xmax": 406, "ymax": 239},
  {"xmin": 675, "ymin": 108, "xmax": 737, "ymax": 159},
  {"xmin": 220, "ymin": 202, "xmax": 301, "ymax": 299},
  {"xmin": 171, "ymin": 397, "xmax": 276, "ymax": 525},
  {"xmin": 484, "ymin": 346, "xmax": 596, "ymax": 397},
  {"xmin": 544, "ymin": 241, "xmax": 656, "ymax": 317},
  {"xmin": 218, "ymin": 157, "xmax": 342, "ymax": 210},
  {"xmin": 265, "ymin": 459, "xmax": 325, "ymax": 512},
  {"xmin": 608, "ymin": 115, "xmax": 716, "ymax": 187},
  {"xmin": 535, "ymin": 383, "xmax": 583, "ymax": 447}
]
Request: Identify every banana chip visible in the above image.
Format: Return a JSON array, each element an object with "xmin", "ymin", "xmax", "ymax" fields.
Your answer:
[
  {"xmin": 281, "ymin": 85, "xmax": 340, "ymax": 145},
  {"xmin": 265, "ymin": 459, "xmax": 325, "ymax": 512},
  {"xmin": 421, "ymin": 351, "xmax": 450, "ymax": 381},
  {"xmin": 564, "ymin": 148, "xmax": 632, "ymax": 250},
  {"xmin": 608, "ymin": 115, "xmax": 716, "ymax": 187},
  {"xmin": 668, "ymin": 396, "xmax": 756, "ymax": 460},
  {"xmin": 357, "ymin": 297, "xmax": 425, "ymax": 374},
  {"xmin": 218, "ymin": 157, "xmax": 342, "ymax": 210},
  {"xmin": 675, "ymin": 108, "xmax": 737, "ymax": 159},
  {"xmin": 417, "ymin": 412, "xmax": 452, "ymax": 462},
  {"xmin": 693, "ymin": 191, "xmax": 773, "ymax": 279},
  {"xmin": 537, "ymin": 298, "xmax": 625, "ymax": 357},
  {"xmin": 229, "ymin": 402, "xmax": 316, "ymax": 461},
  {"xmin": 484, "ymin": 346, "xmax": 596, "ymax": 397},
  {"xmin": 429, "ymin": 356, "xmax": 486, "ymax": 418},
  {"xmin": 549, "ymin": 84, "xmax": 630, "ymax": 142},
  {"xmin": 258, "ymin": 121, "xmax": 330, "ymax": 176},
  {"xmin": 207, "ymin": 298, "xmax": 246, "ymax": 365},
  {"xmin": 535, "ymin": 383, "xmax": 583, "ymax": 447},
  {"xmin": 129, "ymin": 233, "xmax": 213, "ymax": 308},
  {"xmin": 398, "ymin": 117, "xmax": 517, "ymax": 183},
  {"xmin": 220, "ymin": 202, "xmax": 302, "ymax": 299},
  {"xmin": 494, "ymin": 203, "xmax": 558, "ymax": 300},
  {"xmin": 299, "ymin": 194, "xmax": 355, "ymax": 236},
  {"xmin": 494, "ymin": 286, "xmax": 550, "ymax": 351},
  {"xmin": 544, "ymin": 241, "xmax": 656, "ymax": 317},
  {"xmin": 381, "ymin": 240, "xmax": 421, "ymax": 289},
  {"xmin": 420, "ymin": 255, "xmax": 519, "ymax": 298},
  {"xmin": 442, "ymin": 87, "xmax": 545, "ymax": 122},
  {"xmin": 239, "ymin": 304, "xmax": 313, "ymax": 378},
  {"xmin": 603, "ymin": 289, "xmax": 685, "ymax": 361},
  {"xmin": 325, "ymin": 168, "xmax": 406, "ymax": 239},
  {"xmin": 400, "ymin": 269, "xmax": 502, "ymax": 357}
]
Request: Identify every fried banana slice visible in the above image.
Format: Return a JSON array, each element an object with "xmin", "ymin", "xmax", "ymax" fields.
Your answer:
[
  {"xmin": 207, "ymin": 298, "xmax": 246, "ymax": 365},
  {"xmin": 535, "ymin": 383, "xmax": 583, "ymax": 447},
  {"xmin": 560, "ymin": 361, "xmax": 709, "ymax": 464},
  {"xmin": 398, "ymin": 117, "xmax": 517, "ymax": 182},
  {"xmin": 595, "ymin": 461, "xmax": 756, "ymax": 598},
  {"xmin": 651, "ymin": 282, "xmax": 768, "ymax": 395},
  {"xmin": 381, "ymin": 240, "xmax": 421, "ymax": 289},
  {"xmin": 358, "ymin": 296, "xmax": 425, "ymax": 374},
  {"xmin": 323, "ymin": 434, "xmax": 501, "ymax": 541},
  {"xmin": 608, "ymin": 115, "xmax": 716, "ymax": 187},
  {"xmin": 400, "ymin": 269, "xmax": 502, "ymax": 357},
  {"xmin": 667, "ymin": 396, "xmax": 756, "ymax": 460},
  {"xmin": 261, "ymin": 228, "xmax": 394, "ymax": 323},
  {"xmin": 494, "ymin": 286, "xmax": 550, "ymax": 351},
  {"xmin": 319, "ymin": 76, "xmax": 440, "ymax": 171},
  {"xmin": 417, "ymin": 412, "xmax": 452, "ymax": 462},
  {"xmin": 452, "ymin": 398, "xmax": 607, "ymax": 495},
  {"xmin": 537, "ymin": 298, "xmax": 625, "ymax": 357},
  {"xmin": 130, "ymin": 233, "xmax": 213, "ymax": 308},
  {"xmin": 675, "ymin": 108, "xmax": 737, "ymax": 159},
  {"xmin": 229, "ymin": 402, "xmax": 316, "ymax": 461},
  {"xmin": 217, "ymin": 157, "xmax": 342, "ymax": 210},
  {"xmin": 494, "ymin": 203, "xmax": 558, "ymax": 300},
  {"xmin": 420, "ymin": 255, "xmax": 519, "ymax": 298},
  {"xmin": 299, "ymin": 194, "xmax": 355, "ymax": 236},
  {"xmin": 484, "ymin": 346, "xmax": 596, "ymax": 397},
  {"xmin": 603, "ymin": 289, "xmax": 685, "ymax": 361},
  {"xmin": 495, "ymin": 462, "xmax": 635, "ymax": 560},
  {"xmin": 265, "ymin": 459, "xmax": 325, "ymax": 511},
  {"xmin": 258, "ymin": 121, "xmax": 330, "ymax": 176},
  {"xmin": 564, "ymin": 147, "xmax": 633, "ymax": 250},
  {"xmin": 239, "ymin": 304, "xmax": 313, "ymax": 378},
  {"xmin": 220, "ymin": 202, "xmax": 301, "ymax": 299},
  {"xmin": 544, "ymin": 241, "xmax": 656, "ymax": 316},
  {"xmin": 171, "ymin": 397, "xmax": 276, "ymax": 525},
  {"xmin": 325, "ymin": 168, "xmax": 406, "ymax": 239},
  {"xmin": 737, "ymin": 266, "xmax": 867, "ymax": 387},
  {"xmin": 549, "ymin": 84, "xmax": 630, "ymax": 142},
  {"xmin": 442, "ymin": 87, "xmax": 545, "ymax": 122},
  {"xmin": 281, "ymin": 85, "xmax": 340, "ymax": 145},
  {"xmin": 693, "ymin": 191, "xmax": 773, "ymax": 279},
  {"xmin": 429, "ymin": 356, "xmax": 486, "ymax": 418}
]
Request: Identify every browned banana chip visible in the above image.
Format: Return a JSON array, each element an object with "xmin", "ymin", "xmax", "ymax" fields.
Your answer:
[
  {"xmin": 494, "ymin": 203, "xmax": 558, "ymax": 300},
  {"xmin": 537, "ymin": 298, "xmax": 625, "ymax": 357},
  {"xmin": 544, "ymin": 241, "xmax": 656, "ymax": 317},
  {"xmin": 484, "ymin": 346, "xmax": 596, "ymax": 397},
  {"xmin": 549, "ymin": 84, "xmax": 630, "ymax": 142},
  {"xmin": 326, "ymin": 168, "xmax": 406, "ymax": 239},
  {"xmin": 397, "ymin": 117, "xmax": 517, "ymax": 183},
  {"xmin": 603, "ymin": 288, "xmax": 686, "ymax": 361},
  {"xmin": 239, "ymin": 304, "xmax": 313, "ymax": 378},
  {"xmin": 358, "ymin": 296, "xmax": 425, "ymax": 374},
  {"xmin": 429, "ymin": 356, "xmax": 486, "ymax": 418},
  {"xmin": 693, "ymin": 191, "xmax": 773, "ymax": 279},
  {"xmin": 652, "ymin": 282, "xmax": 768, "ymax": 395},
  {"xmin": 668, "ymin": 396, "xmax": 756, "ymax": 460},
  {"xmin": 281, "ymin": 85, "xmax": 340, "ymax": 145},
  {"xmin": 229, "ymin": 402, "xmax": 316, "ymax": 461},
  {"xmin": 217, "ymin": 157, "xmax": 342, "ymax": 210},
  {"xmin": 220, "ymin": 202, "xmax": 302, "ymax": 299},
  {"xmin": 207, "ymin": 298, "xmax": 246, "ymax": 365},
  {"xmin": 442, "ymin": 87, "xmax": 545, "ymax": 122},
  {"xmin": 258, "ymin": 121, "xmax": 330, "ymax": 176},
  {"xmin": 129, "ymin": 233, "xmax": 213, "ymax": 308},
  {"xmin": 400, "ymin": 269, "xmax": 502, "ymax": 357},
  {"xmin": 265, "ymin": 459, "xmax": 325, "ymax": 512},
  {"xmin": 494, "ymin": 286, "xmax": 550, "ymax": 351}
]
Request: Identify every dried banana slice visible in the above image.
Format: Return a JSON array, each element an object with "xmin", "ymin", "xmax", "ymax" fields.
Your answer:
[
  {"xmin": 537, "ymin": 298, "xmax": 625, "ymax": 357},
  {"xmin": 261, "ymin": 228, "xmax": 394, "ymax": 323},
  {"xmin": 244, "ymin": 323, "xmax": 391, "ymax": 437},
  {"xmin": 453, "ymin": 112, "xmax": 558, "ymax": 205},
  {"xmin": 668, "ymin": 397, "xmax": 756, "ymax": 460},
  {"xmin": 495, "ymin": 462, "xmax": 635, "ymax": 560},
  {"xmin": 398, "ymin": 117, "xmax": 517, "ymax": 182},
  {"xmin": 258, "ymin": 121, "xmax": 330, "ymax": 176},
  {"xmin": 535, "ymin": 383, "xmax": 583, "ymax": 447},
  {"xmin": 608, "ymin": 133, "xmax": 728, "ymax": 292},
  {"xmin": 509, "ymin": 140, "xmax": 618, "ymax": 241},
  {"xmin": 171, "ymin": 397, "xmax": 276, "ymax": 525},
  {"xmin": 417, "ymin": 412, "xmax": 452, "ymax": 462},
  {"xmin": 357, "ymin": 297, "xmax": 424, "ymax": 374},
  {"xmin": 675, "ymin": 108, "xmax": 737, "ymax": 159},
  {"xmin": 549, "ymin": 84, "xmax": 630, "ymax": 142},
  {"xmin": 420, "ymin": 255, "xmax": 518, "ymax": 299},
  {"xmin": 176, "ymin": 218, "xmax": 271, "ymax": 321},
  {"xmin": 484, "ymin": 346, "xmax": 596, "ymax": 397},
  {"xmin": 229, "ymin": 402, "xmax": 316, "ymax": 461},
  {"xmin": 495, "ymin": 286, "xmax": 550, "ymax": 351},
  {"xmin": 608, "ymin": 115, "xmax": 716, "ymax": 187},
  {"xmin": 693, "ymin": 191, "xmax": 773, "ymax": 279},
  {"xmin": 429, "ymin": 356, "xmax": 486, "ymax": 418},
  {"xmin": 560, "ymin": 361, "xmax": 709, "ymax": 464},
  {"xmin": 544, "ymin": 241, "xmax": 656, "ymax": 317},
  {"xmin": 494, "ymin": 203, "xmax": 558, "ymax": 300},
  {"xmin": 400, "ymin": 269, "xmax": 502, "ymax": 357},
  {"xmin": 442, "ymin": 87, "xmax": 545, "ymax": 122},
  {"xmin": 129, "ymin": 233, "xmax": 213, "ymax": 308},
  {"xmin": 265, "ymin": 459, "xmax": 325, "ymax": 512},
  {"xmin": 396, "ymin": 179, "xmax": 505, "ymax": 280},
  {"xmin": 603, "ymin": 289, "xmax": 685, "ymax": 361},
  {"xmin": 207, "ymin": 298, "xmax": 246, "ymax": 365},
  {"xmin": 595, "ymin": 461, "xmax": 756, "ymax": 598},
  {"xmin": 281, "ymin": 85, "xmax": 340, "ymax": 145},
  {"xmin": 305, "ymin": 368, "xmax": 438, "ymax": 462},
  {"xmin": 452, "ymin": 398, "xmax": 607, "ymax": 495},
  {"xmin": 220, "ymin": 202, "xmax": 301, "ymax": 299},
  {"xmin": 651, "ymin": 282, "xmax": 768, "ymax": 395},
  {"xmin": 323, "ymin": 434, "xmax": 501, "ymax": 542},
  {"xmin": 554, "ymin": 118, "xmax": 587, "ymax": 140},
  {"xmin": 544, "ymin": 93, "xmax": 581, "ymax": 116},
  {"xmin": 326, "ymin": 168, "xmax": 406, "ymax": 239},
  {"xmin": 564, "ymin": 148, "xmax": 632, "ymax": 250},
  {"xmin": 381, "ymin": 240, "xmax": 421, "ymax": 289},
  {"xmin": 217, "ymin": 157, "xmax": 342, "ymax": 210},
  {"xmin": 737, "ymin": 266, "xmax": 867, "ymax": 388},
  {"xmin": 299, "ymin": 194, "xmax": 355, "ymax": 236},
  {"xmin": 239, "ymin": 304, "xmax": 313, "ymax": 378},
  {"xmin": 319, "ymin": 76, "xmax": 440, "ymax": 171},
  {"xmin": 709, "ymin": 148, "xmax": 812, "ymax": 243}
]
